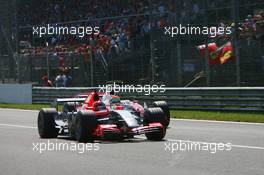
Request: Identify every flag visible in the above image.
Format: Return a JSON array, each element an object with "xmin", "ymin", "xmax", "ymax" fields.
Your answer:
[
  {"xmin": 219, "ymin": 42, "xmax": 233, "ymax": 64},
  {"xmin": 197, "ymin": 43, "xmax": 219, "ymax": 65},
  {"xmin": 197, "ymin": 42, "xmax": 234, "ymax": 65}
]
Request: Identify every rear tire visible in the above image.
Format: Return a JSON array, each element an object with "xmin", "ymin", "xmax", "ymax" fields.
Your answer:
[
  {"xmin": 38, "ymin": 108, "xmax": 59, "ymax": 138},
  {"xmin": 144, "ymin": 107, "xmax": 166, "ymax": 141},
  {"xmin": 153, "ymin": 101, "xmax": 170, "ymax": 127},
  {"xmin": 75, "ymin": 111, "xmax": 97, "ymax": 143}
]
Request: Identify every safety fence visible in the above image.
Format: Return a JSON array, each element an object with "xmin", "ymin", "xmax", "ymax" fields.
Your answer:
[{"xmin": 32, "ymin": 87, "xmax": 264, "ymax": 111}]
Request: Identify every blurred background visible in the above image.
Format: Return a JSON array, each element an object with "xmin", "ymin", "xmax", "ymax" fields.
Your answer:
[{"xmin": 0, "ymin": 0, "xmax": 263, "ymax": 87}]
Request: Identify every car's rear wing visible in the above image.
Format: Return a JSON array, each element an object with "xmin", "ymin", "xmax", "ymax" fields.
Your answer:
[{"xmin": 51, "ymin": 98, "xmax": 86, "ymax": 110}]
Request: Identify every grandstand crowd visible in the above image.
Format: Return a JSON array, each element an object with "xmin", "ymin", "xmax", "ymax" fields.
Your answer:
[
  {"xmin": 19, "ymin": 0, "xmax": 175, "ymax": 56},
  {"xmin": 18, "ymin": 0, "xmax": 264, "ymax": 58}
]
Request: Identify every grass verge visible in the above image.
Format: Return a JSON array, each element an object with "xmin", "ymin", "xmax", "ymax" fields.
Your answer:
[
  {"xmin": 171, "ymin": 110, "xmax": 264, "ymax": 123},
  {"xmin": 0, "ymin": 104, "xmax": 50, "ymax": 110},
  {"xmin": 0, "ymin": 104, "xmax": 263, "ymax": 123}
]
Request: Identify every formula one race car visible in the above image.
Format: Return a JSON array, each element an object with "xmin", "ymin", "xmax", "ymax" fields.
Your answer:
[
  {"xmin": 73, "ymin": 91, "xmax": 170, "ymax": 127},
  {"xmin": 37, "ymin": 91, "xmax": 170, "ymax": 142}
]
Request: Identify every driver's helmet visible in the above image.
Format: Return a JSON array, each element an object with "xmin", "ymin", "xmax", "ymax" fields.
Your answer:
[{"xmin": 110, "ymin": 95, "xmax": 121, "ymax": 104}]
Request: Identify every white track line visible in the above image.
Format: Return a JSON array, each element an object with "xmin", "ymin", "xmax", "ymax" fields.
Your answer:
[
  {"xmin": 0, "ymin": 123, "xmax": 37, "ymax": 129},
  {"xmin": 0, "ymin": 108, "xmax": 38, "ymax": 112},
  {"xmin": 0, "ymin": 122, "xmax": 264, "ymax": 151},
  {"xmin": 231, "ymin": 144, "xmax": 264, "ymax": 150}
]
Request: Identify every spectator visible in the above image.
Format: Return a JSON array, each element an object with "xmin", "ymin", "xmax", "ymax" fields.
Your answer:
[
  {"xmin": 41, "ymin": 75, "xmax": 53, "ymax": 87},
  {"xmin": 55, "ymin": 68, "xmax": 65, "ymax": 87},
  {"xmin": 63, "ymin": 67, "xmax": 72, "ymax": 87}
]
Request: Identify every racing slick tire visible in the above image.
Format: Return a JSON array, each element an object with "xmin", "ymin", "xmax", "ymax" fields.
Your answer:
[
  {"xmin": 38, "ymin": 108, "xmax": 59, "ymax": 138},
  {"xmin": 75, "ymin": 111, "xmax": 97, "ymax": 143},
  {"xmin": 153, "ymin": 101, "xmax": 170, "ymax": 127},
  {"xmin": 143, "ymin": 107, "xmax": 166, "ymax": 141}
]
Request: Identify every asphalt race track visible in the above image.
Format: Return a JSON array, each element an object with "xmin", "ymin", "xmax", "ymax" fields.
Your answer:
[{"xmin": 0, "ymin": 108, "xmax": 263, "ymax": 175}]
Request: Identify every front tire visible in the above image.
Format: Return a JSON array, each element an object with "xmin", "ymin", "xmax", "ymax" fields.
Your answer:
[
  {"xmin": 38, "ymin": 108, "xmax": 59, "ymax": 138},
  {"xmin": 144, "ymin": 107, "xmax": 166, "ymax": 141},
  {"xmin": 75, "ymin": 111, "xmax": 97, "ymax": 143}
]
